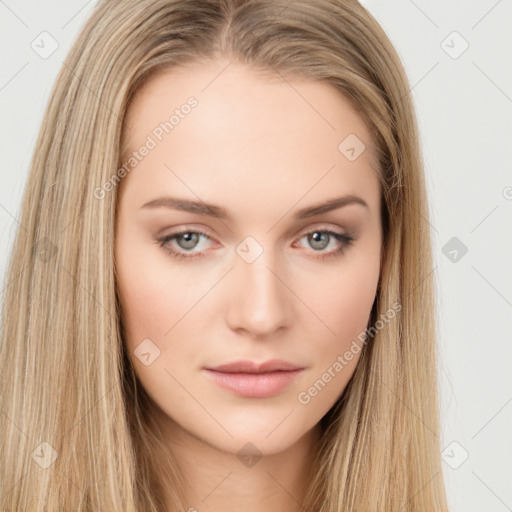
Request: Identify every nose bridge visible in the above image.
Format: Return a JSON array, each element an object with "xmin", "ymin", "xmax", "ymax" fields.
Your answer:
[{"xmin": 226, "ymin": 242, "xmax": 291, "ymax": 336}]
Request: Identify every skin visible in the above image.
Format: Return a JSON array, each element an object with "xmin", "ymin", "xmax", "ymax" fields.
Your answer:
[{"xmin": 115, "ymin": 58, "xmax": 382, "ymax": 512}]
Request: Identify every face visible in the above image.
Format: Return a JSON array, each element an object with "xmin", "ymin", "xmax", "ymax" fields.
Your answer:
[{"xmin": 114, "ymin": 59, "xmax": 382, "ymax": 456}]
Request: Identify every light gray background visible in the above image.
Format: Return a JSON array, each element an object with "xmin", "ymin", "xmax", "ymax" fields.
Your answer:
[{"xmin": 1, "ymin": 1, "xmax": 511, "ymax": 510}]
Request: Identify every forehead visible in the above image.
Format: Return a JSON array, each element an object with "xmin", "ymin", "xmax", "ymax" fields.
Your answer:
[{"xmin": 119, "ymin": 60, "xmax": 380, "ymax": 219}]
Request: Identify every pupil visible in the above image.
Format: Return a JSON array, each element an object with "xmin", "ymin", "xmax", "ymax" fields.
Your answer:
[
  {"xmin": 179, "ymin": 233, "xmax": 199, "ymax": 249},
  {"xmin": 310, "ymin": 232, "xmax": 328, "ymax": 250}
]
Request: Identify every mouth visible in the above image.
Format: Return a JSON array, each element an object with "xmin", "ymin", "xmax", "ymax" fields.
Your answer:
[{"xmin": 202, "ymin": 359, "xmax": 306, "ymax": 398}]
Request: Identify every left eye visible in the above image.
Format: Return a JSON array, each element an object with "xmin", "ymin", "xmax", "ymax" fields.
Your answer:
[
  {"xmin": 293, "ymin": 230, "xmax": 356, "ymax": 260},
  {"xmin": 157, "ymin": 228, "xmax": 355, "ymax": 261},
  {"xmin": 158, "ymin": 229, "xmax": 212, "ymax": 260}
]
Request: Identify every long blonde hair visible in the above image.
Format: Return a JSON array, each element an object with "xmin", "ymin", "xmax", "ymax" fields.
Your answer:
[{"xmin": 0, "ymin": 0, "xmax": 449, "ymax": 510}]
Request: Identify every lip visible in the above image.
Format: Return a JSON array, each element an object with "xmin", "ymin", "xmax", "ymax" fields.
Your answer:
[
  {"xmin": 205, "ymin": 359, "xmax": 304, "ymax": 374},
  {"xmin": 202, "ymin": 359, "xmax": 306, "ymax": 398}
]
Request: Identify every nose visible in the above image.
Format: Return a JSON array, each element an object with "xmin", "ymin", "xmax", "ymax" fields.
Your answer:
[{"xmin": 225, "ymin": 250, "xmax": 292, "ymax": 339}]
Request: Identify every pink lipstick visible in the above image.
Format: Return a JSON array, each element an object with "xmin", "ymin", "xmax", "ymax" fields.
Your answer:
[{"xmin": 202, "ymin": 359, "xmax": 305, "ymax": 398}]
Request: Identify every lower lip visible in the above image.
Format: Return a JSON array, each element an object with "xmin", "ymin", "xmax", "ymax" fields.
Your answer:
[{"xmin": 202, "ymin": 369, "xmax": 304, "ymax": 398}]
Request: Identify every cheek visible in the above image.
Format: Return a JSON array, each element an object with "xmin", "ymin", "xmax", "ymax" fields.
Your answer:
[
  {"xmin": 296, "ymin": 245, "xmax": 380, "ymax": 405},
  {"xmin": 117, "ymin": 265, "xmax": 174, "ymax": 346},
  {"xmin": 115, "ymin": 235, "xmax": 217, "ymax": 395},
  {"xmin": 322, "ymin": 271, "xmax": 376, "ymax": 338},
  {"xmin": 115, "ymin": 248, "xmax": 200, "ymax": 413},
  {"xmin": 308, "ymin": 246, "xmax": 380, "ymax": 344},
  {"xmin": 116, "ymin": 232, "xmax": 197, "ymax": 347}
]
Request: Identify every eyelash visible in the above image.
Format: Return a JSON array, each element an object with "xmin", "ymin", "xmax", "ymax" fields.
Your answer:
[{"xmin": 157, "ymin": 227, "xmax": 356, "ymax": 261}]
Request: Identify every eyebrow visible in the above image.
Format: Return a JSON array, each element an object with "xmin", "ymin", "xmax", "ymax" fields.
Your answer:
[{"xmin": 140, "ymin": 194, "xmax": 369, "ymax": 220}]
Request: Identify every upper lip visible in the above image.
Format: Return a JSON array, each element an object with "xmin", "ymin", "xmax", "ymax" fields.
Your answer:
[{"xmin": 204, "ymin": 359, "xmax": 304, "ymax": 374}]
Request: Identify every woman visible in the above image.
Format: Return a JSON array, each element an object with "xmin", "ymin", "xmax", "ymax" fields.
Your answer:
[{"xmin": 0, "ymin": 0, "xmax": 450, "ymax": 510}]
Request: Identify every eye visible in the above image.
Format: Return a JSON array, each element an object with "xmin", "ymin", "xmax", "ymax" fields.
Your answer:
[
  {"xmin": 157, "ymin": 227, "xmax": 356, "ymax": 261},
  {"xmin": 293, "ymin": 229, "xmax": 356, "ymax": 260},
  {"xmin": 157, "ymin": 229, "xmax": 213, "ymax": 260}
]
